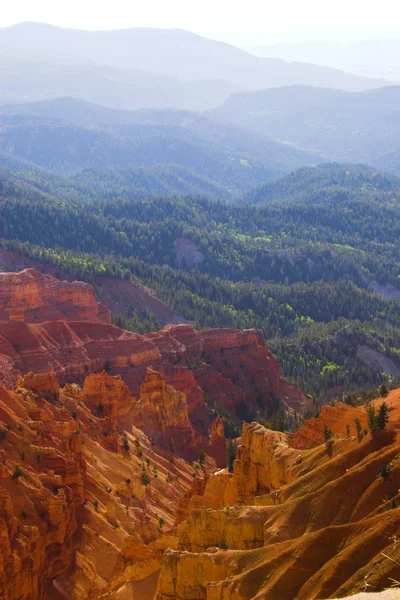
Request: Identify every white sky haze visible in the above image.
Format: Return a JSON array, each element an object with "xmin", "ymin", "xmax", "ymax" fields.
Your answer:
[{"xmin": 1, "ymin": 0, "xmax": 400, "ymax": 45}]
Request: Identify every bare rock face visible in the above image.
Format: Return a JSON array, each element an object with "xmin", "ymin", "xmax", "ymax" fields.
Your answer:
[
  {"xmin": 204, "ymin": 416, "xmax": 227, "ymax": 468},
  {"xmin": 189, "ymin": 422, "xmax": 297, "ymax": 511},
  {"xmin": 150, "ymin": 324, "xmax": 312, "ymax": 418},
  {"xmin": 209, "ymin": 416, "xmax": 225, "ymax": 445},
  {"xmin": 157, "ymin": 413, "xmax": 400, "ymax": 600},
  {"xmin": 82, "ymin": 371, "xmax": 132, "ymax": 420},
  {"xmin": 0, "ymin": 320, "xmax": 162, "ymax": 388},
  {"xmin": 291, "ymin": 402, "xmax": 368, "ymax": 449},
  {"xmin": 0, "ymin": 383, "xmax": 86, "ymax": 600},
  {"xmin": 18, "ymin": 371, "xmax": 59, "ymax": 397},
  {"xmin": 0, "ymin": 373, "xmax": 201, "ymax": 600},
  {"xmin": 0, "ymin": 271, "xmax": 312, "ymax": 433},
  {"xmin": 0, "ymin": 268, "xmax": 111, "ymax": 324},
  {"xmin": 131, "ymin": 368, "xmax": 201, "ymax": 453}
]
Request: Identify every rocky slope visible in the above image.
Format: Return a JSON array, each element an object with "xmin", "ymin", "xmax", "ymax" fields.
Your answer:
[
  {"xmin": 0, "ymin": 249, "xmax": 185, "ymax": 324},
  {"xmin": 0, "ymin": 268, "xmax": 111, "ymax": 324},
  {"xmin": 157, "ymin": 404, "xmax": 400, "ymax": 600},
  {"xmin": 2, "ymin": 267, "xmax": 399, "ymax": 600},
  {"xmin": 0, "ymin": 270, "xmax": 311, "ymax": 444}
]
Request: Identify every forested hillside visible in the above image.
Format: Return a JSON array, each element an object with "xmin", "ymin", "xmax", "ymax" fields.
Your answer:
[
  {"xmin": 1, "ymin": 163, "xmax": 399, "ymax": 400},
  {"xmin": 210, "ymin": 85, "xmax": 400, "ymax": 173},
  {"xmin": 0, "ymin": 98, "xmax": 318, "ymax": 198}
]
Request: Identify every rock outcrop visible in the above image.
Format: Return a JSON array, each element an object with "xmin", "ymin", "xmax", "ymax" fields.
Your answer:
[
  {"xmin": 0, "ymin": 268, "xmax": 111, "ymax": 324},
  {"xmin": 291, "ymin": 402, "xmax": 368, "ymax": 449},
  {"xmin": 0, "ymin": 372, "xmax": 201, "ymax": 600},
  {"xmin": 130, "ymin": 368, "xmax": 201, "ymax": 453},
  {"xmin": 0, "ymin": 271, "xmax": 312, "ymax": 454},
  {"xmin": 157, "ymin": 401, "xmax": 400, "ymax": 600}
]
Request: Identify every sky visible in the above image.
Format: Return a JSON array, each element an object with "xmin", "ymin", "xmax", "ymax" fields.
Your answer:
[{"xmin": 1, "ymin": 0, "xmax": 400, "ymax": 45}]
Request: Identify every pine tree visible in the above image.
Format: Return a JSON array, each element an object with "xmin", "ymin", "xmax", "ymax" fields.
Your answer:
[
  {"xmin": 376, "ymin": 402, "xmax": 390, "ymax": 431},
  {"xmin": 323, "ymin": 424, "xmax": 333, "ymax": 443},
  {"xmin": 227, "ymin": 439, "xmax": 237, "ymax": 472},
  {"xmin": 354, "ymin": 418, "xmax": 362, "ymax": 440}
]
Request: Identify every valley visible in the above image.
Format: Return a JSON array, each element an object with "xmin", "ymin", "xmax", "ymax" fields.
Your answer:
[
  {"xmin": 0, "ymin": 270, "xmax": 399, "ymax": 599},
  {"xmin": 1, "ymin": 16, "xmax": 400, "ymax": 600}
]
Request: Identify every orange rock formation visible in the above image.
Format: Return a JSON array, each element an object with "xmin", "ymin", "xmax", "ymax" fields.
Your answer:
[
  {"xmin": 3, "ymin": 268, "xmax": 398, "ymax": 600},
  {"xmin": 0, "ymin": 268, "xmax": 111, "ymax": 324},
  {"xmin": 157, "ymin": 408, "xmax": 400, "ymax": 600}
]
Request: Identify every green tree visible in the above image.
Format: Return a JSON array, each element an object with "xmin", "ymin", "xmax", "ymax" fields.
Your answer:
[
  {"xmin": 366, "ymin": 403, "xmax": 377, "ymax": 434},
  {"xmin": 227, "ymin": 439, "xmax": 237, "ymax": 472},
  {"xmin": 379, "ymin": 384, "xmax": 389, "ymax": 398},
  {"xmin": 323, "ymin": 424, "xmax": 333, "ymax": 443},
  {"xmin": 354, "ymin": 418, "xmax": 362, "ymax": 440},
  {"xmin": 376, "ymin": 402, "xmax": 390, "ymax": 431}
]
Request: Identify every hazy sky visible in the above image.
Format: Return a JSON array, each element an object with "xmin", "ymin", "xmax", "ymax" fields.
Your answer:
[{"xmin": 1, "ymin": 0, "xmax": 400, "ymax": 45}]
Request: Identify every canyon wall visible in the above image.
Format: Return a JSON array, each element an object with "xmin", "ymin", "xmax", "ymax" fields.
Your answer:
[{"xmin": 2, "ymin": 268, "xmax": 397, "ymax": 600}]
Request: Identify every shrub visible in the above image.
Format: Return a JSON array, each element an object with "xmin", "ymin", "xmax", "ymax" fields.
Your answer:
[
  {"xmin": 378, "ymin": 464, "xmax": 391, "ymax": 479},
  {"xmin": 217, "ymin": 540, "xmax": 228, "ymax": 550},
  {"xmin": 141, "ymin": 472, "xmax": 151, "ymax": 486},
  {"xmin": 0, "ymin": 429, "xmax": 6, "ymax": 441},
  {"xmin": 379, "ymin": 384, "xmax": 389, "ymax": 398},
  {"xmin": 198, "ymin": 449, "xmax": 206, "ymax": 465},
  {"xmin": 323, "ymin": 424, "xmax": 333, "ymax": 443},
  {"xmin": 12, "ymin": 465, "xmax": 24, "ymax": 479},
  {"xmin": 354, "ymin": 418, "xmax": 362, "ymax": 440}
]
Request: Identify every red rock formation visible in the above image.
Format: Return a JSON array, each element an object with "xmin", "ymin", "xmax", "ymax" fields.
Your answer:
[
  {"xmin": 0, "ymin": 268, "xmax": 111, "ymax": 324},
  {"xmin": 0, "ymin": 383, "xmax": 86, "ymax": 600},
  {"xmin": 130, "ymin": 368, "xmax": 201, "ymax": 454},
  {"xmin": 0, "ymin": 271, "xmax": 312, "ymax": 450},
  {"xmin": 204, "ymin": 416, "xmax": 227, "ymax": 468},
  {"xmin": 158, "ymin": 412, "xmax": 400, "ymax": 600},
  {"xmin": 0, "ymin": 249, "xmax": 185, "ymax": 324},
  {"xmin": 0, "ymin": 320, "xmax": 162, "ymax": 388},
  {"xmin": 2, "ymin": 268, "xmax": 400, "ymax": 600},
  {"xmin": 0, "ymin": 372, "xmax": 201, "ymax": 600},
  {"xmin": 149, "ymin": 324, "xmax": 312, "ymax": 418},
  {"xmin": 291, "ymin": 402, "xmax": 368, "ymax": 449}
]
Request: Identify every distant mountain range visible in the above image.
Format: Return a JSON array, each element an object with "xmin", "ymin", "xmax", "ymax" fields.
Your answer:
[
  {"xmin": 0, "ymin": 22, "xmax": 390, "ymax": 113},
  {"xmin": 245, "ymin": 39, "xmax": 400, "ymax": 82},
  {"xmin": 210, "ymin": 85, "xmax": 400, "ymax": 173},
  {"xmin": 0, "ymin": 97, "xmax": 319, "ymax": 199}
]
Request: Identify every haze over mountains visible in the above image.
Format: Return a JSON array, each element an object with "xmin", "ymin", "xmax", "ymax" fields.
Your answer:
[
  {"xmin": 210, "ymin": 85, "xmax": 400, "ymax": 173},
  {"xmin": 2, "ymin": 15, "xmax": 400, "ymax": 600},
  {"xmin": 247, "ymin": 38, "xmax": 400, "ymax": 82},
  {"xmin": 0, "ymin": 22, "xmax": 391, "ymax": 113}
]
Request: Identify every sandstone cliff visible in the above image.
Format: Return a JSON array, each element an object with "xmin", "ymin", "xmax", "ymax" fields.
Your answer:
[
  {"xmin": 129, "ymin": 368, "xmax": 202, "ymax": 453},
  {"xmin": 157, "ymin": 404, "xmax": 400, "ymax": 600},
  {"xmin": 0, "ymin": 268, "xmax": 111, "ymax": 324},
  {"xmin": 3, "ymin": 268, "xmax": 394, "ymax": 600}
]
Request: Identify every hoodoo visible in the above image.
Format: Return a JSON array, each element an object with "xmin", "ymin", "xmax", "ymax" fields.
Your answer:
[{"xmin": 0, "ymin": 269, "xmax": 399, "ymax": 600}]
